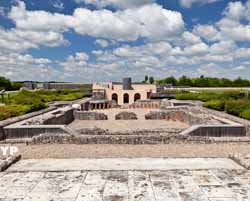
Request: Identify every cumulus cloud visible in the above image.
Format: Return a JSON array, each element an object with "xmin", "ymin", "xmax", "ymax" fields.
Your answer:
[
  {"xmin": 0, "ymin": 53, "xmax": 59, "ymax": 81},
  {"xmin": 179, "ymin": 0, "xmax": 220, "ymax": 8},
  {"xmin": 75, "ymin": 0, "xmax": 155, "ymax": 9},
  {"xmin": 193, "ymin": 24, "xmax": 221, "ymax": 41},
  {"xmin": 9, "ymin": 2, "xmax": 184, "ymax": 42},
  {"xmin": 2, "ymin": 0, "xmax": 250, "ymax": 81},
  {"xmin": 0, "ymin": 28, "xmax": 68, "ymax": 53},
  {"xmin": 95, "ymin": 39, "xmax": 109, "ymax": 48}
]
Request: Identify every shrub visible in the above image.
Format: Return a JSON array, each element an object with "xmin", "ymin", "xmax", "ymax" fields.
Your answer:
[
  {"xmin": 225, "ymin": 99, "xmax": 250, "ymax": 116},
  {"xmin": 203, "ymin": 100, "xmax": 225, "ymax": 111},
  {"xmin": 240, "ymin": 109, "xmax": 250, "ymax": 120}
]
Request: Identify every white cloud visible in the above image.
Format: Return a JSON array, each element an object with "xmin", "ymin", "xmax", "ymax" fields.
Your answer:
[
  {"xmin": 95, "ymin": 39, "xmax": 109, "ymax": 48},
  {"xmin": 73, "ymin": 4, "xmax": 184, "ymax": 41},
  {"xmin": 50, "ymin": 0, "xmax": 64, "ymax": 10},
  {"xmin": 0, "ymin": 53, "xmax": 58, "ymax": 81},
  {"xmin": 234, "ymin": 65, "xmax": 246, "ymax": 71},
  {"xmin": 75, "ymin": 0, "xmax": 155, "ymax": 9},
  {"xmin": 193, "ymin": 24, "xmax": 220, "ymax": 41},
  {"xmin": 223, "ymin": 1, "xmax": 249, "ymax": 21},
  {"xmin": 181, "ymin": 31, "xmax": 201, "ymax": 45},
  {"xmin": 216, "ymin": 1, "xmax": 250, "ymax": 42},
  {"xmin": 179, "ymin": 0, "xmax": 220, "ymax": 8},
  {"xmin": 0, "ymin": 28, "xmax": 68, "ymax": 53},
  {"xmin": 184, "ymin": 42, "xmax": 209, "ymax": 55},
  {"xmin": 209, "ymin": 40, "xmax": 236, "ymax": 55},
  {"xmin": 9, "ymin": 2, "xmax": 184, "ymax": 42}
]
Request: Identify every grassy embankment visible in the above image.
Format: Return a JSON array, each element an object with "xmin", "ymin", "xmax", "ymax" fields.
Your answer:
[
  {"xmin": 0, "ymin": 89, "xmax": 89, "ymax": 121},
  {"xmin": 175, "ymin": 90, "xmax": 250, "ymax": 120}
]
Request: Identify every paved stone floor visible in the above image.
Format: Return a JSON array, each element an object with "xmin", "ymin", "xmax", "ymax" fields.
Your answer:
[{"xmin": 1, "ymin": 158, "xmax": 250, "ymax": 201}]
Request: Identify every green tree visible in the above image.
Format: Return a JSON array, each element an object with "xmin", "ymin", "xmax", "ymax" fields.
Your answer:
[
  {"xmin": 0, "ymin": 76, "xmax": 12, "ymax": 90},
  {"xmin": 144, "ymin": 75, "xmax": 148, "ymax": 83},
  {"xmin": 160, "ymin": 76, "xmax": 177, "ymax": 86},
  {"xmin": 177, "ymin": 76, "xmax": 192, "ymax": 86},
  {"xmin": 149, "ymin": 76, "xmax": 154, "ymax": 84}
]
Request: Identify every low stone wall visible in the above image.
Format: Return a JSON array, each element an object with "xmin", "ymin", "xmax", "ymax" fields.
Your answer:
[
  {"xmin": 77, "ymin": 128, "xmax": 182, "ymax": 136},
  {"xmin": 180, "ymin": 125, "xmax": 246, "ymax": 137},
  {"xmin": 0, "ymin": 107, "xmax": 56, "ymax": 140},
  {"xmin": 145, "ymin": 110, "xmax": 203, "ymax": 124},
  {"xmin": 201, "ymin": 107, "xmax": 250, "ymax": 135},
  {"xmin": 129, "ymin": 101, "xmax": 161, "ymax": 109},
  {"xmin": 145, "ymin": 109, "xmax": 225, "ymax": 125},
  {"xmin": 30, "ymin": 132, "xmax": 249, "ymax": 144},
  {"xmin": 74, "ymin": 111, "xmax": 108, "ymax": 120},
  {"xmin": 115, "ymin": 112, "xmax": 137, "ymax": 120},
  {"xmin": 30, "ymin": 133, "xmax": 188, "ymax": 144},
  {"xmin": 4, "ymin": 125, "xmax": 70, "ymax": 139},
  {"xmin": 44, "ymin": 109, "xmax": 74, "ymax": 125}
]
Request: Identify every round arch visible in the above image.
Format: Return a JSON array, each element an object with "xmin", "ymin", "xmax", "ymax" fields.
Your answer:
[
  {"xmin": 134, "ymin": 93, "xmax": 141, "ymax": 102},
  {"xmin": 123, "ymin": 93, "xmax": 129, "ymax": 104},
  {"xmin": 111, "ymin": 93, "xmax": 118, "ymax": 104}
]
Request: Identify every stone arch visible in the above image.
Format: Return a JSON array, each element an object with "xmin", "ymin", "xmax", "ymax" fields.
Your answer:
[
  {"xmin": 134, "ymin": 93, "xmax": 141, "ymax": 102},
  {"xmin": 112, "ymin": 93, "xmax": 118, "ymax": 104},
  {"xmin": 123, "ymin": 93, "xmax": 129, "ymax": 104}
]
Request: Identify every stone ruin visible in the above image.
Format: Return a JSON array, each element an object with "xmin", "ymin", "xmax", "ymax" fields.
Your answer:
[
  {"xmin": 74, "ymin": 111, "xmax": 108, "ymax": 120},
  {"xmin": 115, "ymin": 112, "xmax": 138, "ymax": 120},
  {"xmin": 0, "ymin": 99, "xmax": 248, "ymax": 144},
  {"xmin": 145, "ymin": 109, "xmax": 224, "ymax": 125}
]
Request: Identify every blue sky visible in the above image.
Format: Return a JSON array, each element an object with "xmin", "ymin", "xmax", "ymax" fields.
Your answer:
[{"xmin": 0, "ymin": 0, "xmax": 250, "ymax": 82}]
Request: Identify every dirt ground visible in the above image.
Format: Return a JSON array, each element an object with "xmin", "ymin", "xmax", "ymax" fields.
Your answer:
[{"xmin": 1, "ymin": 143, "xmax": 250, "ymax": 159}]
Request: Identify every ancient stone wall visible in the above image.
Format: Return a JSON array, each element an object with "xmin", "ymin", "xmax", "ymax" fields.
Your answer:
[
  {"xmin": 145, "ymin": 109, "xmax": 223, "ymax": 125},
  {"xmin": 145, "ymin": 110, "xmax": 200, "ymax": 124},
  {"xmin": 129, "ymin": 101, "xmax": 161, "ymax": 109},
  {"xmin": 44, "ymin": 109, "xmax": 74, "ymax": 125},
  {"xmin": 74, "ymin": 111, "xmax": 108, "ymax": 120},
  {"xmin": 4, "ymin": 125, "xmax": 69, "ymax": 139},
  {"xmin": 0, "ymin": 107, "xmax": 56, "ymax": 140},
  {"xmin": 200, "ymin": 107, "xmax": 250, "ymax": 135},
  {"xmin": 180, "ymin": 125, "xmax": 246, "ymax": 137},
  {"xmin": 115, "ymin": 112, "xmax": 137, "ymax": 120}
]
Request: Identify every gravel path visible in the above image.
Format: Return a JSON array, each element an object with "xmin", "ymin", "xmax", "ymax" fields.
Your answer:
[{"xmin": 1, "ymin": 143, "xmax": 250, "ymax": 159}]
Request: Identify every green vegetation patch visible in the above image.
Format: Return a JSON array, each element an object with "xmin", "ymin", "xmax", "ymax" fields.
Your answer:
[
  {"xmin": 0, "ymin": 89, "xmax": 89, "ymax": 121},
  {"xmin": 176, "ymin": 90, "xmax": 250, "ymax": 120}
]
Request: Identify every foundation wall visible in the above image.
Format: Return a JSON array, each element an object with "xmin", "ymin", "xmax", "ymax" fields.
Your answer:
[
  {"xmin": 74, "ymin": 111, "xmax": 108, "ymax": 120},
  {"xmin": 0, "ymin": 107, "xmax": 56, "ymax": 140},
  {"xmin": 181, "ymin": 125, "xmax": 246, "ymax": 137},
  {"xmin": 4, "ymin": 125, "xmax": 69, "ymax": 139},
  {"xmin": 44, "ymin": 109, "xmax": 74, "ymax": 125}
]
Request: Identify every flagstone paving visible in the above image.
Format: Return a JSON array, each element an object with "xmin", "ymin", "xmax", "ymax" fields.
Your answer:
[{"xmin": 0, "ymin": 158, "xmax": 250, "ymax": 201}]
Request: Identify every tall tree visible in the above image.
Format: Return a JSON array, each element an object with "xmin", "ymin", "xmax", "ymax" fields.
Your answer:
[{"xmin": 149, "ymin": 76, "xmax": 154, "ymax": 84}]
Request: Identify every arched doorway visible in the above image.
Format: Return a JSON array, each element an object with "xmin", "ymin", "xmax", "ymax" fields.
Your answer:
[
  {"xmin": 134, "ymin": 93, "xmax": 141, "ymax": 102},
  {"xmin": 112, "ymin": 93, "xmax": 118, "ymax": 104},
  {"xmin": 123, "ymin": 93, "xmax": 129, "ymax": 104}
]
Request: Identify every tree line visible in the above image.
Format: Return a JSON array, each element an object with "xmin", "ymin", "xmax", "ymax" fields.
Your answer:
[
  {"xmin": 0, "ymin": 76, "xmax": 22, "ymax": 91},
  {"xmin": 157, "ymin": 75, "xmax": 250, "ymax": 87}
]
